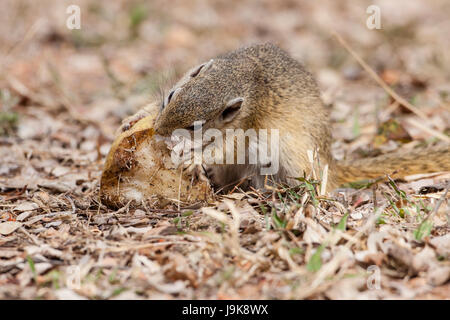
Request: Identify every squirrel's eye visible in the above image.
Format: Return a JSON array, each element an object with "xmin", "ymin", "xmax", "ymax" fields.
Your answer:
[
  {"xmin": 190, "ymin": 65, "xmax": 204, "ymax": 78},
  {"xmin": 167, "ymin": 90, "xmax": 175, "ymax": 103}
]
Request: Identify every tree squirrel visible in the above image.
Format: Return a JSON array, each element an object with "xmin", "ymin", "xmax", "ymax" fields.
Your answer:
[{"xmin": 128, "ymin": 43, "xmax": 450, "ymax": 192}]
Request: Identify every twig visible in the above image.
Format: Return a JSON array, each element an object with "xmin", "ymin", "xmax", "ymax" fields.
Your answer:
[
  {"xmin": 19, "ymin": 227, "xmax": 41, "ymax": 246},
  {"xmin": 320, "ymin": 164, "xmax": 329, "ymax": 196},
  {"xmin": 297, "ymin": 204, "xmax": 387, "ymax": 298},
  {"xmin": 424, "ymin": 183, "xmax": 449, "ymax": 222},
  {"xmin": 177, "ymin": 167, "xmax": 183, "ymax": 212},
  {"xmin": 0, "ymin": 19, "xmax": 44, "ymax": 73},
  {"xmin": 332, "ymin": 32, "xmax": 450, "ymax": 143},
  {"xmin": 105, "ymin": 241, "xmax": 201, "ymax": 253},
  {"xmin": 406, "ymin": 118, "xmax": 450, "ymax": 143}
]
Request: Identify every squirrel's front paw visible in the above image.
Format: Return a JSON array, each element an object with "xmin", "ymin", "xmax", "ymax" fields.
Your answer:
[
  {"xmin": 120, "ymin": 112, "xmax": 147, "ymax": 132},
  {"xmin": 119, "ymin": 104, "xmax": 157, "ymax": 133}
]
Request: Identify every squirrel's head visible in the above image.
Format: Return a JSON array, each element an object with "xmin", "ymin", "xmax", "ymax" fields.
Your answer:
[{"xmin": 154, "ymin": 58, "xmax": 251, "ymax": 136}]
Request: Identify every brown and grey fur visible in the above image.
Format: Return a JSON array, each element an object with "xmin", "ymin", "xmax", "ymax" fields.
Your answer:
[{"xmin": 151, "ymin": 43, "xmax": 449, "ymax": 191}]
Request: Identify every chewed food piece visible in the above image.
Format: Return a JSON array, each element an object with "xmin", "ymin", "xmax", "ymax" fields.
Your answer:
[{"xmin": 100, "ymin": 103, "xmax": 213, "ymax": 209}]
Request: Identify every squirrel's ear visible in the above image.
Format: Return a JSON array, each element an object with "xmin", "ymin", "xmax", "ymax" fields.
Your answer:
[
  {"xmin": 220, "ymin": 97, "xmax": 243, "ymax": 123},
  {"xmin": 190, "ymin": 59, "xmax": 214, "ymax": 78}
]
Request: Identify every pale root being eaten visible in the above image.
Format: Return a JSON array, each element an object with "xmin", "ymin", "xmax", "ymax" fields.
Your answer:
[{"xmin": 100, "ymin": 103, "xmax": 213, "ymax": 209}]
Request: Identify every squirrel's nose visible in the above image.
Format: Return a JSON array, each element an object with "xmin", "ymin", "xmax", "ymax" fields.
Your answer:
[
  {"xmin": 153, "ymin": 120, "xmax": 169, "ymax": 136},
  {"xmin": 153, "ymin": 117, "xmax": 163, "ymax": 135},
  {"xmin": 153, "ymin": 124, "xmax": 163, "ymax": 135}
]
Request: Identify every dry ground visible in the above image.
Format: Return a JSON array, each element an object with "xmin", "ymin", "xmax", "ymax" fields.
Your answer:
[{"xmin": 0, "ymin": 0, "xmax": 449, "ymax": 299}]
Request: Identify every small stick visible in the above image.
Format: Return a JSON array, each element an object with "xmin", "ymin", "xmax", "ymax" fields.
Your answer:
[
  {"xmin": 332, "ymin": 32, "xmax": 450, "ymax": 143},
  {"xmin": 177, "ymin": 167, "xmax": 183, "ymax": 213},
  {"xmin": 424, "ymin": 183, "xmax": 449, "ymax": 222},
  {"xmin": 406, "ymin": 118, "xmax": 450, "ymax": 143},
  {"xmin": 320, "ymin": 164, "xmax": 329, "ymax": 196},
  {"xmin": 19, "ymin": 227, "xmax": 41, "ymax": 246}
]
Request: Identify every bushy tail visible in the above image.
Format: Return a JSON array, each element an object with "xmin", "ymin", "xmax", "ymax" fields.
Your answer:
[{"xmin": 335, "ymin": 145, "xmax": 450, "ymax": 185}]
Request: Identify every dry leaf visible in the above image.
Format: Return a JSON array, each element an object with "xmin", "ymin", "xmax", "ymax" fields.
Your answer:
[{"xmin": 0, "ymin": 222, "xmax": 22, "ymax": 235}]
